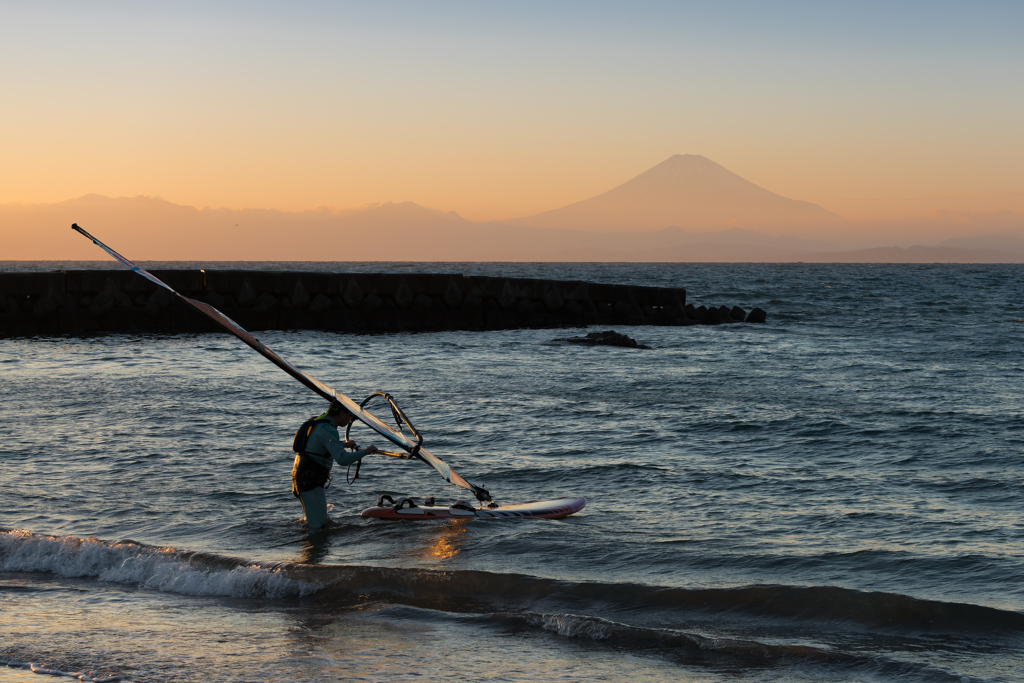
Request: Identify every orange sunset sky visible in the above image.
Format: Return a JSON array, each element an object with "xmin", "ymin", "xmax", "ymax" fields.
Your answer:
[{"xmin": 2, "ymin": 1, "xmax": 1023, "ymax": 257}]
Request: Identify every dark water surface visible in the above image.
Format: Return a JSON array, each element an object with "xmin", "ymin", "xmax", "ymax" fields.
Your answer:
[{"xmin": 2, "ymin": 262, "xmax": 1023, "ymax": 682}]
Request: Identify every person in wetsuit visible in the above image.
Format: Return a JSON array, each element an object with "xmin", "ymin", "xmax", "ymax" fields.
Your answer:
[{"xmin": 292, "ymin": 400, "xmax": 379, "ymax": 530}]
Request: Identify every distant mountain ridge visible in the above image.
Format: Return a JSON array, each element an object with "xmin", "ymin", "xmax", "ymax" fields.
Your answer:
[
  {"xmin": 938, "ymin": 234, "xmax": 1024, "ymax": 254},
  {"xmin": 3, "ymin": 155, "xmax": 1024, "ymax": 261},
  {"xmin": 504, "ymin": 154, "xmax": 838, "ymax": 232}
]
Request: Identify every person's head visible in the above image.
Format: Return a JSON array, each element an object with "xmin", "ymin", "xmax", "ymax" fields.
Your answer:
[{"xmin": 326, "ymin": 400, "xmax": 355, "ymax": 425}]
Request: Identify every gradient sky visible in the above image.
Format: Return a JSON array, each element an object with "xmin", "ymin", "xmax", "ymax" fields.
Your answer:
[{"xmin": 2, "ymin": 1, "xmax": 1022, "ymax": 222}]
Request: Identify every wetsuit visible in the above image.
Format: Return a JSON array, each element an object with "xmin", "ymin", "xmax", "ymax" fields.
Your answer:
[{"xmin": 293, "ymin": 415, "xmax": 372, "ymax": 530}]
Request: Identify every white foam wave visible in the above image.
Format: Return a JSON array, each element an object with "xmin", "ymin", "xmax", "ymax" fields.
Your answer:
[
  {"xmin": 0, "ymin": 530, "xmax": 319, "ymax": 598},
  {"xmin": 533, "ymin": 613, "xmax": 612, "ymax": 640},
  {"xmin": 28, "ymin": 662, "xmax": 121, "ymax": 682}
]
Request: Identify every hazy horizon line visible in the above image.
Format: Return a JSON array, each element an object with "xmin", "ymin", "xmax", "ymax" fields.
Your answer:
[{"xmin": 5, "ymin": 191, "xmax": 1023, "ymax": 227}]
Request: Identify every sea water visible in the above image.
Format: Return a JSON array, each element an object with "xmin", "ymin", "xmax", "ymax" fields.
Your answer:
[{"xmin": 1, "ymin": 262, "xmax": 1023, "ymax": 682}]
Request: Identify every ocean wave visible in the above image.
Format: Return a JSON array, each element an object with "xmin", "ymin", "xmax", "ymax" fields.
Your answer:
[
  {"xmin": 293, "ymin": 565, "xmax": 1024, "ymax": 635},
  {"xmin": 523, "ymin": 611, "xmax": 859, "ymax": 663},
  {"xmin": 5, "ymin": 530, "xmax": 1022, "ymax": 636},
  {"xmin": 486, "ymin": 611, "xmax": 970, "ymax": 681},
  {"xmin": 0, "ymin": 530, "xmax": 318, "ymax": 598}
]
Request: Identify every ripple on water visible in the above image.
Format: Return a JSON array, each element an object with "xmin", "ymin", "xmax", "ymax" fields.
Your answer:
[{"xmin": 2, "ymin": 263, "xmax": 1023, "ymax": 680}]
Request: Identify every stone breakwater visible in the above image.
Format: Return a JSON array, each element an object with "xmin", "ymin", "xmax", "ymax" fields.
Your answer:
[{"xmin": 0, "ymin": 270, "xmax": 765, "ymax": 337}]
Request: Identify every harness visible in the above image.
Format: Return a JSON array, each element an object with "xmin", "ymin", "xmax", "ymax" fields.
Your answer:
[{"xmin": 291, "ymin": 416, "xmax": 335, "ymax": 498}]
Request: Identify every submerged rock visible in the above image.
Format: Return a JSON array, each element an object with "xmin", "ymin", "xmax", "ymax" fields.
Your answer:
[
  {"xmin": 556, "ymin": 330, "xmax": 651, "ymax": 349},
  {"xmin": 746, "ymin": 307, "xmax": 767, "ymax": 323}
]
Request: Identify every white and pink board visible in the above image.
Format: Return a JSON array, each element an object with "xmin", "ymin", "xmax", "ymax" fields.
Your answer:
[{"xmin": 361, "ymin": 496, "xmax": 586, "ymax": 521}]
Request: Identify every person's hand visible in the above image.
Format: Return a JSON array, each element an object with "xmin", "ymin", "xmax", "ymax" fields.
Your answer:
[
  {"xmin": 367, "ymin": 445, "xmax": 379, "ymax": 454},
  {"xmin": 344, "ymin": 439, "xmax": 357, "ymax": 449}
]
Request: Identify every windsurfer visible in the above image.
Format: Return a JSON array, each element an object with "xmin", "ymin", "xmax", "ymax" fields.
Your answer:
[
  {"xmin": 73, "ymin": 226, "xmax": 497, "ymax": 518},
  {"xmin": 293, "ymin": 400, "xmax": 379, "ymax": 530}
]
